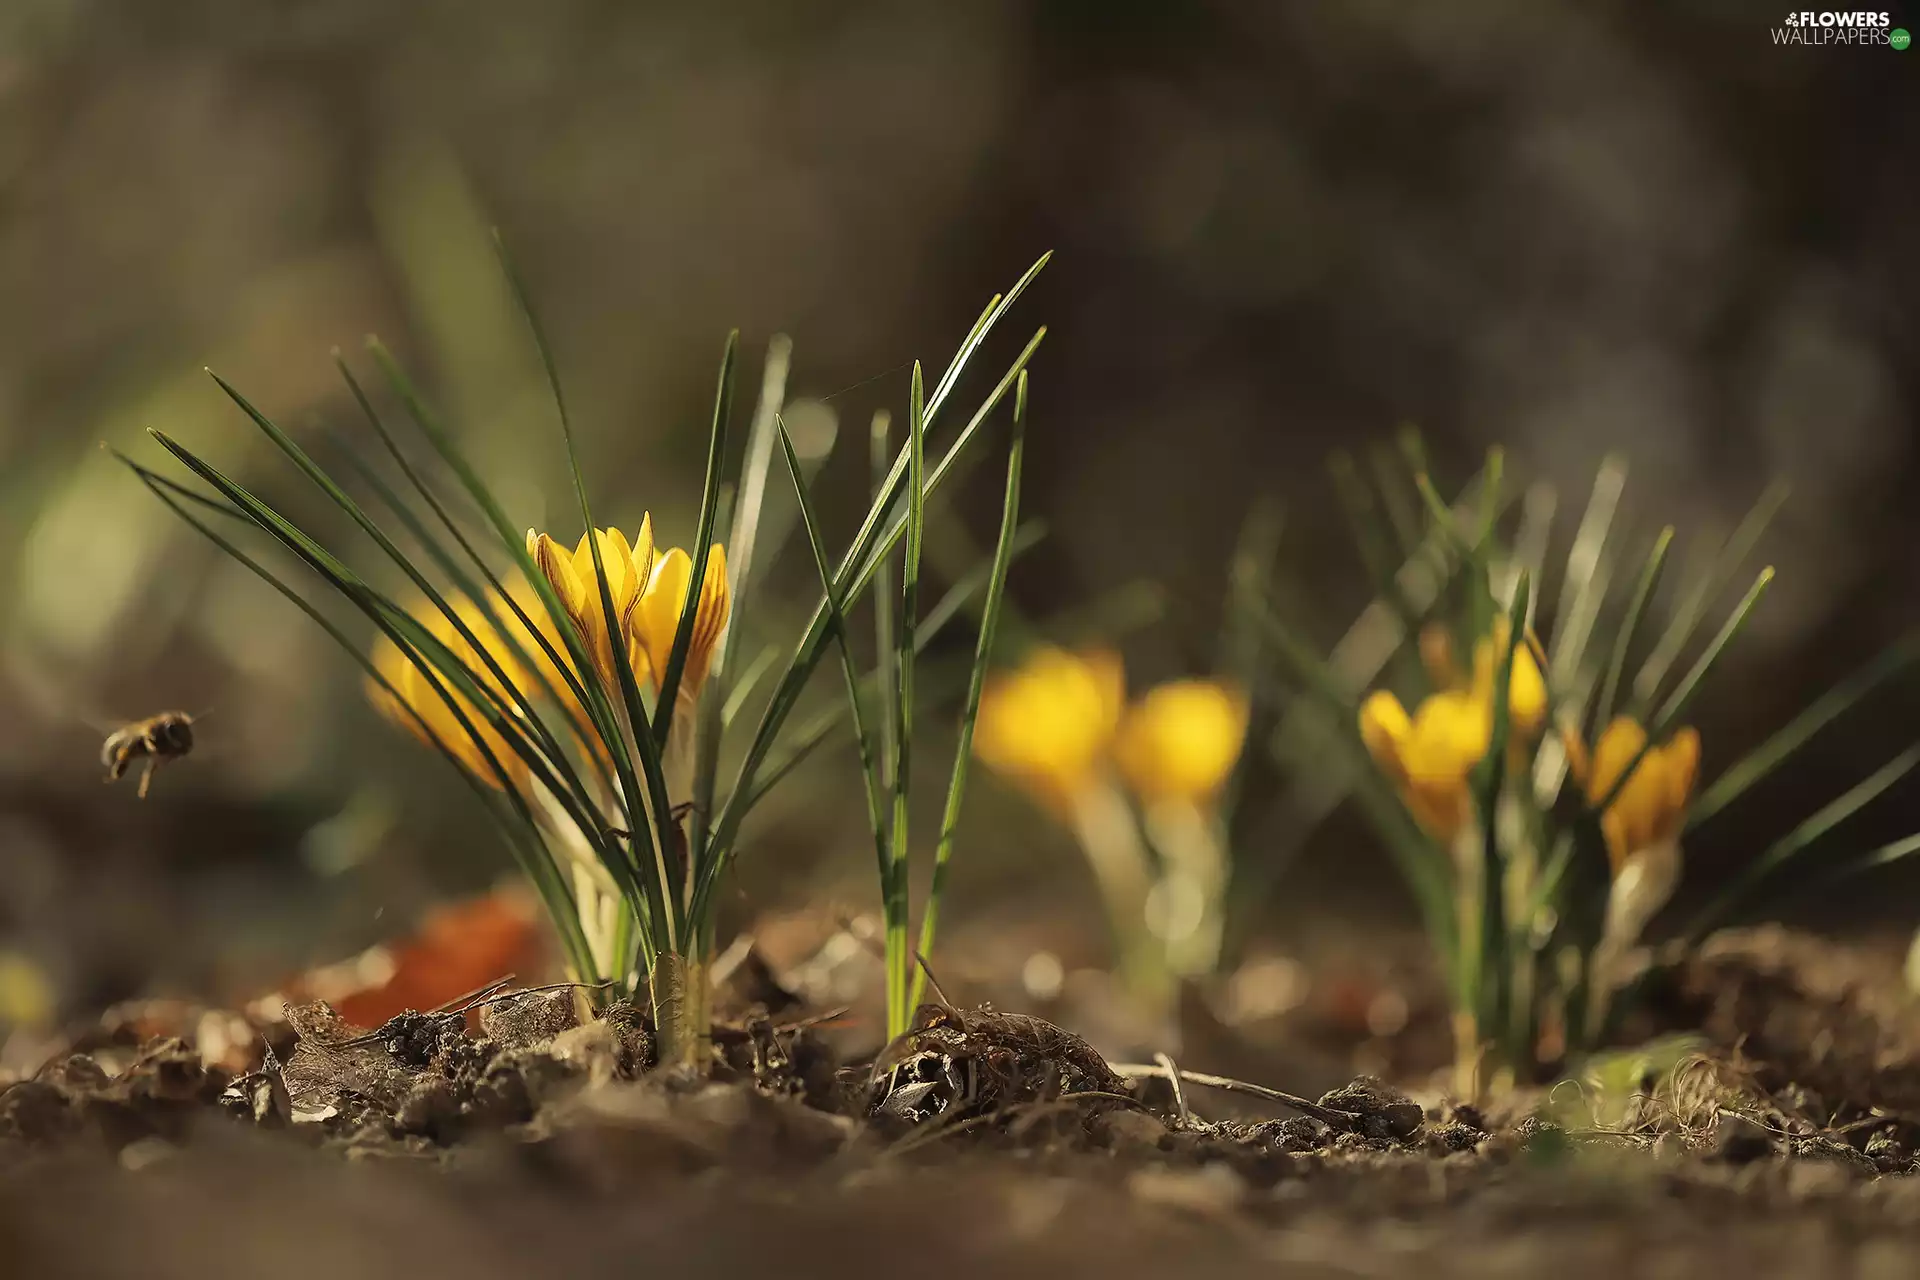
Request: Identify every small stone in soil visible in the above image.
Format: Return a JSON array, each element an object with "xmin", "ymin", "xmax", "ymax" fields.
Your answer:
[
  {"xmin": 1316, "ymin": 1076, "xmax": 1423, "ymax": 1141},
  {"xmin": 1246, "ymin": 1115, "xmax": 1331, "ymax": 1153},
  {"xmin": 1865, "ymin": 1130, "xmax": 1909, "ymax": 1173},
  {"xmin": 480, "ymin": 989, "xmax": 578, "ymax": 1051}
]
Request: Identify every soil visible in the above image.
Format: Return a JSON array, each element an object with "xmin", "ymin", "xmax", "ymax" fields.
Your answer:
[{"xmin": 6, "ymin": 926, "xmax": 1920, "ymax": 1278}]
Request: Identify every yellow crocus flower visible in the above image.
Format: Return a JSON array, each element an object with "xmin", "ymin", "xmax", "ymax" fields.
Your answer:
[
  {"xmin": 1568, "ymin": 716, "xmax": 1700, "ymax": 873},
  {"xmin": 525, "ymin": 518, "xmax": 656, "ymax": 692},
  {"xmin": 1359, "ymin": 619, "xmax": 1549, "ymax": 842},
  {"xmin": 974, "ymin": 647, "xmax": 1125, "ymax": 813},
  {"xmin": 367, "ymin": 592, "xmax": 532, "ymax": 791},
  {"xmin": 1114, "ymin": 679, "xmax": 1249, "ymax": 807},
  {"xmin": 1468, "ymin": 619, "xmax": 1548, "ymax": 739},
  {"xmin": 1359, "ymin": 688, "xmax": 1492, "ymax": 842},
  {"xmin": 632, "ymin": 543, "xmax": 731, "ymax": 700}
]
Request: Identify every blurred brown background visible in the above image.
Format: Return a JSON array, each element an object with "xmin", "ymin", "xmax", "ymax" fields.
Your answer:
[{"xmin": 0, "ymin": 0, "xmax": 1915, "ymax": 1020}]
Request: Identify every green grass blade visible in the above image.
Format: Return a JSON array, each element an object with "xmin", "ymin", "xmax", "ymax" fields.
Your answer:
[
  {"xmin": 146, "ymin": 429, "xmax": 596, "ymax": 834},
  {"xmin": 870, "ymin": 411, "xmax": 901, "ymax": 800},
  {"xmin": 364, "ymin": 337, "xmax": 631, "ymax": 774},
  {"xmin": 1475, "ymin": 446, "xmax": 1505, "ymax": 551},
  {"xmin": 1593, "ymin": 526, "xmax": 1673, "ymax": 735},
  {"xmin": 695, "ymin": 302, "xmax": 1049, "ymax": 920},
  {"xmin": 733, "ymin": 528, "xmax": 1043, "ymax": 820},
  {"xmin": 1688, "ymin": 630, "xmax": 1920, "ymax": 831},
  {"xmin": 1329, "ymin": 451, "xmax": 1414, "ymax": 628},
  {"xmin": 491, "ymin": 234, "xmax": 679, "ymax": 955},
  {"xmin": 1368, "ymin": 440, "xmax": 1421, "ymax": 558},
  {"xmin": 907, "ymin": 369, "xmax": 1026, "ymax": 1013},
  {"xmin": 1232, "ymin": 470, "xmax": 1496, "ymax": 926},
  {"xmin": 334, "ymin": 355, "xmax": 611, "ymax": 763},
  {"xmin": 1632, "ymin": 482, "xmax": 1788, "ymax": 713},
  {"xmin": 778, "ymin": 416, "xmax": 891, "ymax": 964},
  {"xmin": 210, "ymin": 371, "xmax": 609, "ymax": 841},
  {"xmin": 126, "ymin": 461, "xmax": 599, "ymax": 981},
  {"xmin": 921, "ymin": 523, "xmax": 1046, "ymax": 638},
  {"xmin": 848, "ymin": 329, "xmax": 1048, "ymax": 596},
  {"xmin": 1235, "ymin": 586, "xmax": 1457, "ymax": 964},
  {"xmin": 129, "ymin": 442, "xmax": 598, "ymax": 977},
  {"xmin": 1829, "ymin": 832, "xmax": 1920, "ymax": 881},
  {"xmin": 1591, "ymin": 568, "xmax": 1773, "ymax": 819},
  {"xmin": 1546, "ymin": 457, "xmax": 1625, "ymax": 694},
  {"xmin": 324, "ymin": 429, "xmax": 621, "ymax": 844},
  {"xmin": 718, "ymin": 335, "xmax": 792, "ymax": 670},
  {"xmin": 885, "ymin": 363, "xmax": 928, "ymax": 1034},
  {"xmin": 654, "ymin": 331, "xmax": 738, "ymax": 746},
  {"xmin": 1216, "ymin": 497, "xmax": 1284, "ymax": 828},
  {"xmin": 1471, "ymin": 574, "xmax": 1529, "ymax": 1040},
  {"xmin": 1687, "ymin": 741, "xmax": 1920, "ymax": 940},
  {"xmin": 693, "ymin": 260, "xmax": 1050, "ymax": 918},
  {"xmin": 721, "ymin": 642, "xmax": 782, "ymax": 729}
]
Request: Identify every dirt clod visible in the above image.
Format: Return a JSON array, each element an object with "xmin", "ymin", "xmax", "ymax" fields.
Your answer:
[
  {"xmin": 479, "ymin": 989, "xmax": 578, "ymax": 1050},
  {"xmin": 1317, "ymin": 1076, "xmax": 1423, "ymax": 1140}
]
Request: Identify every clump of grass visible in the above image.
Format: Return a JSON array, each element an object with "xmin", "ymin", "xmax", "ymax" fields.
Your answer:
[
  {"xmin": 1238, "ymin": 440, "xmax": 1920, "ymax": 1094},
  {"xmin": 122, "ymin": 239, "xmax": 1049, "ymax": 1067}
]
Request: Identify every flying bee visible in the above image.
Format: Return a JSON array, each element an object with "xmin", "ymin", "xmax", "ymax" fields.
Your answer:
[{"xmin": 101, "ymin": 710, "xmax": 197, "ymax": 799}]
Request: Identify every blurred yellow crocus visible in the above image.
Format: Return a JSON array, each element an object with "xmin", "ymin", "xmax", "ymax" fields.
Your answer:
[
  {"xmin": 1420, "ymin": 619, "xmax": 1548, "ymax": 737},
  {"xmin": 1568, "ymin": 716, "xmax": 1700, "ymax": 873},
  {"xmin": 1360, "ymin": 619, "xmax": 1550, "ymax": 842},
  {"xmin": 1469, "ymin": 620, "xmax": 1547, "ymax": 738},
  {"xmin": 1114, "ymin": 679, "xmax": 1249, "ymax": 807},
  {"xmin": 367, "ymin": 592, "xmax": 532, "ymax": 791},
  {"xmin": 633, "ymin": 543, "xmax": 731, "ymax": 701},
  {"xmin": 1359, "ymin": 688, "xmax": 1490, "ymax": 842},
  {"xmin": 526, "ymin": 519, "xmax": 656, "ymax": 692},
  {"xmin": 974, "ymin": 647, "xmax": 1125, "ymax": 813}
]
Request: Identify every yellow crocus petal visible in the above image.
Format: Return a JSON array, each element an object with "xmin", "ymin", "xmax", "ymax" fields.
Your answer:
[
  {"xmin": 636, "ymin": 546, "xmax": 689, "ymax": 679},
  {"xmin": 1359, "ymin": 690, "xmax": 1414, "ymax": 781},
  {"xmin": 1402, "ymin": 690, "xmax": 1491, "ymax": 787},
  {"xmin": 1359, "ymin": 687, "xmax": 1487, "ymax": 843},
  {"xmin": 526, "ymin": 523, "xmax": 653, "ymax": 690},
  {"xmin": 527, "ymin": 531, "xmax": 587, "ymax": 617},
  {"xmin": 634, "ymin": 543, "xmax": 732, "ymax": 697},
  {"xmin": 1586, "ymin": 716, "xmax": 1647, "ymax": 808},
  {"xmin": 1584, "ymin": 716, "xmax": 1700, "ymax": 871},
  {"xmin": 367, "ymin": 635, "xmax": 431, "ymax": 751},
  {"xmin": 1115, "ymin": 679, "xmax": 1249, "ymax": 806},
  {"xmin": 974, "ymin": 647, "xmax": 1124, "ymax": 814},
  {"xmin": 623, "ymin": 514, "xmax": 658, "ymax": 634},
  {"xmin": 687, "ymin": 542, "xmax": 731, "ymax": 692},
  {"xmin": 363, "ymin": 598, "xmax": 527, "ymax": 792},
  {"xmin": 1657, "ymin": 728, "xmax": 1702, "ymax": 843},
  {"xmin": 1470, "ymin": 620, "xmax": 1548, "ymax": 738}
]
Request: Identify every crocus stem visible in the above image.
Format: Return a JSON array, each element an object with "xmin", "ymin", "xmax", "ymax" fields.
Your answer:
[{"xmin": 1070, "ymin": 780, "xmax": 1169, "ymax": 1015}]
